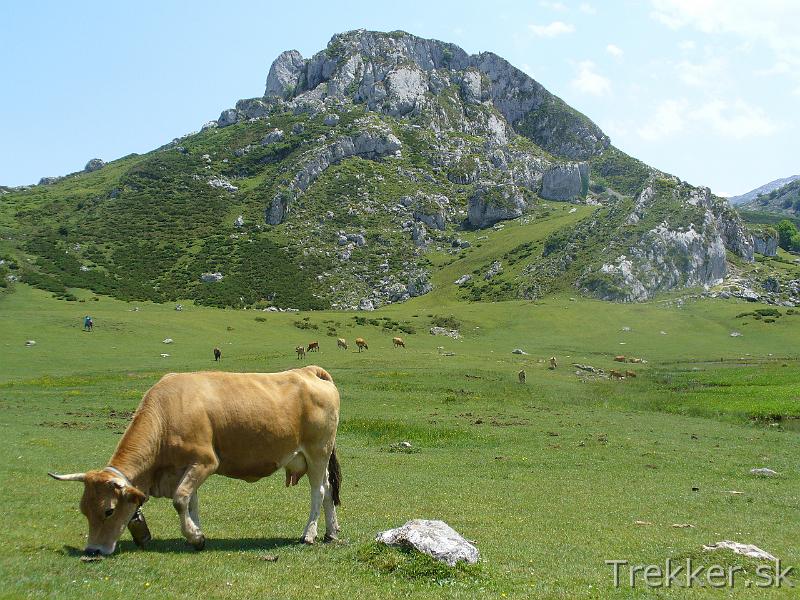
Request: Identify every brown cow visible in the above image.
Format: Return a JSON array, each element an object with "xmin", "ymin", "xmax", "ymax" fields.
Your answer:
[
  {"xmin": 614, "ymin": 355, "xmax": 626, "ymax": 363},
  {"xmin": 628, "ymin": 357, "xmax": 643, "ymax": 364},
  {"xmin": 49, "ymin": 367, "xmax": 341, "ymax": 556},
  {"xmin": 296, "ymin": 345, "xmax": 306, "ymax": 359},
  {"xmin": 609, "ymin": 369, "xmax": 624, "ymax": 379},
  {"xmin": 625, "ymin": 370, "xmax": 637, "ymax": 378},
  {"xmin": 392, "ymin": 337, "xmax": 405, "ymax": 348},
  {"xmin": 213, "ymin": 347, "xmax": 221, "ymax": 362},
  {"xmin": 307, "ymin": 341, "xmax": 320, "ymax": 353},
  {"xmin": 337, "ymin": 338, "xmax": 348, "ymax": 350},
  {"xmin": 518, "ymin": 369, "xmax": 527, "ymax": 384},
  {"xmin": 355, "ymin": 337, "xmax": 368, "ymax": 352}
]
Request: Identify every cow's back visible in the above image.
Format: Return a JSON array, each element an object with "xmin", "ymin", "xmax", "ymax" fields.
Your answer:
[{"xmin": 142, "ymin": 367, "xmax": 339, "ymax": 481}]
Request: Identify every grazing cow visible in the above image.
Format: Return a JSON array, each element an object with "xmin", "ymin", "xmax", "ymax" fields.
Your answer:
[
  {"xmin": 307, "ymin": 341, "xmax": 320, "ymax": 353},
  {"xmin": 337, "ymin": 338, "xmax": 348, "ymax": 350},
  {"xmin": 296, "ymin": 345, "xmax": 306, "ymax": 359},
  {"xmin": 549, "ymin": 356, "xmax": 558, "ymax": 370},
  {"xmin": 625, "ymin": 370, "xmax": 637, "ymax": 378},
  {"xmin": 392, "ymin": 337, "xmax": 405, "ymax": 348},
  {"xmin": 49, "ymin": 367, "xmax": 341, "ymax": 556},
  {"xmin": 614, "ymin": 355, "xmax": 626, "ymax": 363},
  {"xmin": 213, "ymin": 347, "xmax": 221, "ymax": 362},
  {"xmin": 518, "ymin": 369, "xmax": 526, "ymax": 384},
  {"xmin": 628, "ymin": 357, "xmax": 642, "ymax": 364},
  {"xmin": 609, "ymin": 369, "xmax": 624, "ymax": 379},
  {"xmin": 355, "ymin": 337, "xmax": 368, "ymax": 352}
]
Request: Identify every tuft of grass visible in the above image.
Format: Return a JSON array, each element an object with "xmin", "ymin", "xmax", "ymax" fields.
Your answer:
[{"xmin": 356, "ymin": 542, "xmax": 482, "ymax": 583}]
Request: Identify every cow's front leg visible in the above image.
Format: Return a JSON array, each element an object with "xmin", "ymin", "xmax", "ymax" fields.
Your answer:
[
  {"xmin": 302, "ymin": 461, "xmax": 326, "ymax": 544},
  {"xmin": 173, "ymin": 462, "xmax": 216, "ymax": 550}
]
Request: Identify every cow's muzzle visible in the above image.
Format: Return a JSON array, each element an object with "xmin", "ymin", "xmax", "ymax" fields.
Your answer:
[{"xmin": 82, "ymin": 548, "xmax": 102, "ymax": 558}]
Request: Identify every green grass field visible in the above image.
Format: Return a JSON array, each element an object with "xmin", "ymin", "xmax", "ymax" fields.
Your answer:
[{"xmin": 1, "ymin": 284, "xmax": 799, "ymax": 598}]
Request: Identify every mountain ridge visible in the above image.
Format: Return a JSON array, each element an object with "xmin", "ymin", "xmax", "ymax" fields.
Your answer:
[{"xmin": 3, "ymin": 29, "xmax": 792, "ymax": 309}]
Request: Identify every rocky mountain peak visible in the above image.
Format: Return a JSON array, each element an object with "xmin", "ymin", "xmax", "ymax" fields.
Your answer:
[{"xmin": 257, "ymin": 29, "xmax": 608, "ymax": 160}]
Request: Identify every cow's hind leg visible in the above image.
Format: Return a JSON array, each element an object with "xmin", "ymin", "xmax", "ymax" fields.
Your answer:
[
  {"xmin": 301, "ymin": 455, "xmax": 328, "ymax": 544},
  {"xmin": 322, "ymin": 474, "xmax": 340, "ymax": 542},
  {"xmin": 173, "ymin": 462, "xmax": 217, "ymax": 550}
]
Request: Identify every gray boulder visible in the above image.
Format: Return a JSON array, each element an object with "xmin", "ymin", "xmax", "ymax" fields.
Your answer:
[
  {"xmin": 412, "ymin": 193, "xmax": 449, "ymax": 230},
  {"xmin": 84, "ymin": 158, "xmax": 105, "ymax": 172},
  {"xmin": 540, "ymin": 163, "xmax": 587, "ymax": 200},
  {"xmin": 376, "ymin": 519, "xmax": 479, "ymax": 566},
  {"xmin": 484, "ymin": 260, "xmax": 502, "ymax": 280},
  {"xmin": 262, "ymin": 129, "xmax": 285, "ymax": 145},
  {"xmin": 323, "ymin": 113, "xmax": 340, "ymax": 126},
  {"xmin": 468, "ymin": 184, "xmax": 527, "ymax": 228},
  {"xmin": 265, "ymin": 50, "xmax": 305, "ymax": 98},
  {"xmin": 217, "ymin": 109, "xmax": 239, "ymax": 127},
  {"xmin": 38, "ymin": 176, "xmax": 63, "ymax": 185},
  {"xmin": 752, "ymin": 230, "xmax": 779, "ymax": 256},
  {"xmin": 201, "ymin": 272, "xmax": 224, "ymax": 283}
]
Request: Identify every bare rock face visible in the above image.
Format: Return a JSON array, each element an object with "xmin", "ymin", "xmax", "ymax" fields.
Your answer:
[
  {"xmin": 752, "ymin": 228, "xmax": 779, "ymax": 256},
  {"xmin": 376, "ymin": 520, "xmax": 479, "ymax": 566},
  {"xmin": 468, "ymin": 184, "xmax": 527, "ymax": 228},
  {"xmin": 541, "ymin": 162, "xmax": 587, "ymax": 200},
  {"xmin": 265, "ymin": 50, "xmax": 305, "ymax": 98}
]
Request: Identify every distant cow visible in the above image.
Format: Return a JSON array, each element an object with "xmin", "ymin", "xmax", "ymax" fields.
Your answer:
[
  {"xmin": 518, "ymin": 369, "xmax": 526, "ymax": 384},
  {"xmin": 549, "ymin": 356, "xmax": 558, "ymax": 370},
  {"xmin": 355, "ymin": 337, "xmax": 368, "ymax": 352},
  {"xmin": 49, "ymin": 367, "xmax": 341, "ymax": 555},
  {"xmin": 628, "ymin": 357, "xmax": 643, "ymax": 364},
  {"xmin": 213, "ymin": 347, "xmax": 221, "ymax": 362},
  {"xmin": 296, "ymin": 345, "xmax": 306, "ymax": 359},
  {"xmin": 625, "ymin": 370, "xmax": 637, "ymax": 378},
  {"xmin": 392, "ymin": 337, "xmax": 405, "ymax": 348},
  {"xmin": 614, "ymin": 355, "xmax": 626, "ymax": 363},
  {"xmin": 337, "ymin": 338, "xmax": 348, "ymax": 350},
  {"xmin": 609, "ymin": 369, "xmax": 624, "ymax": 379},
  {"xmin": 307, "ymin": 341, "xmax": 320, "ymax": 353}
]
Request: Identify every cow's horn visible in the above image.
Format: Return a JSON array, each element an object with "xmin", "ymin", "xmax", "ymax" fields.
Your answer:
[{"xmin": 48, "ymin": 472, "xmax": 86, "ymax": 482}]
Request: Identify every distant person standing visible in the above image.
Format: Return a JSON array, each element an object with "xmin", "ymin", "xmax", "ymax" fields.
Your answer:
[{"xmin": 83, "ymin": 315, "xmax": 93, "ymax": 332}]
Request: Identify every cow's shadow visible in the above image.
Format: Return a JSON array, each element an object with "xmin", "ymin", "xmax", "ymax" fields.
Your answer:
[{"xmin": 62, "ymin": 537, "xmax": 298, "ymax": 557}]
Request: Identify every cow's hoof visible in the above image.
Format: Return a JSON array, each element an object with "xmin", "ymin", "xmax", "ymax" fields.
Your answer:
[
  {"xmin": 191, "ymin": 535, "xmax": 206, "ymax": 551},
  {"xmin": 302, "ymin": 536, "xmax": 315, "ymax": 545},
  {"xmin": 323, "ymin": 533, "xmax": 340, "ymax": 543}
]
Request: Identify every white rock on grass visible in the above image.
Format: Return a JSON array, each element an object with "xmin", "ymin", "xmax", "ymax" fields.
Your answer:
[
  {"xmin": 511, "ymin": 348, "xmax": 528, "ymax": 355},
  {"xmin": 702, "ymin": 541, "xmax": 777, "ymax": 562},
  {"xmin": 750, "ymin": 467, "xmax": 779, "ymax": 477},
  {"xmin": 376, "ymin": 519, "xmax": 479, "ymax": 566},
  {"xmin": 730, "ymin": 331, "xmax": 743, "ymax": 337},
  {"xmin": 162, "ymin": 338, "xmax": 173, "ymax": 344},
  {"xmin": 25, "ymin": 340, "xmax": 36, "ymax": 347}
]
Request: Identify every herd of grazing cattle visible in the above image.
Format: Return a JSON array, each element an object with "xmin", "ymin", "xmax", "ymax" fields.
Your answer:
[{"xmin": 292, "ymin": 336, "xmax": 404, "ymax": 357}]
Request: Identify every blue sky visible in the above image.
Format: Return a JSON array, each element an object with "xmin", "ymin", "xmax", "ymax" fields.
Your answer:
[{"xmin": 1, "ymin": 0, "xmax": 797, "ymax": 196}]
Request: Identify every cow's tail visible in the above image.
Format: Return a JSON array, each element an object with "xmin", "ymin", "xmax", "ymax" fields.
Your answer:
[
  {"xmin": 311, "ymin": 366, "xmax": 333, "ymax": 383},
  {"xmin": 328, "ymin": 447, "xmax": 341, "ymax": 506}
]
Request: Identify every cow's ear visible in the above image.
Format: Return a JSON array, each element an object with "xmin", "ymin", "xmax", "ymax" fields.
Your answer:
[
  {"xmin": 124, "ymin": 486, "xmax": 146, "ymax": 507},
  {"xmin": 48, "ymin": 472, "xmax": 86, "ymax": 482}
]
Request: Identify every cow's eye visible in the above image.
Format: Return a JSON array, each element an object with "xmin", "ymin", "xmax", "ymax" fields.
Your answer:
[{"xmin": 104, "ymin": 508, "xmax": 114, "ymax": 518}]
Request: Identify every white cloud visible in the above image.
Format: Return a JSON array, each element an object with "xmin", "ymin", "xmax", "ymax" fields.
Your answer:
[
  {"xmin": 677, "ymin": 40, "xmax": 695, "ymax": 51},
  {"xmin": 675, "ymin": 57, "xmax": 728, "ymax": 88},
  {"xmin": 651, "ymin": 0, "xmax": 800, "ymax": 68},
  {"xmin": 528, "ymin": 21, "xmax": 575, "ymax": 37},
  {"xmin": 539, "ymin": 0, "xmax": 567, "ymax": 10},
  {"xmin": 571, "ymin": 61, "xmax": 611, "ymax": 96},
  {"xmin": 579, "ymin": 2, "xmax": 596, "ymax": 14},
  {"xmin": 690, "ymin": 99, "xmax": 777, "ymax": 138},
  {"xmin": 606, "ymin": 44, "xmax": 623, "ymax": 58},
  {"xmin": 637, "ymin": 97, "xmax": 777, "ymax": 141},
  {"xmin": 637, "ymin": 99, "xmax": 688, "ymax": 141}
]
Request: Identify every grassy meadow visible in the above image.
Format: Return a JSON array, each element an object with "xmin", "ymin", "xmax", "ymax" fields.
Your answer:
[{"xmin": 1, "ymin": 283, "xmax": 799, "ymax": 598}]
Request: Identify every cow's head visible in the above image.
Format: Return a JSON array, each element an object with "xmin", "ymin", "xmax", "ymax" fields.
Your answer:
[{"xmin": 49, "ymin": 469, "xmax": 146, "ymax": 556}]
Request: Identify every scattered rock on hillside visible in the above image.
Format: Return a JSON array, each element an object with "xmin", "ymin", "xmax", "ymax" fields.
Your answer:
[
  {"xmin": 702, "ymin": 541, "xmax": 777, "ymax": 562},
  {"xmin": 730, "ymin": 331, "xmax": 742, "ymax": 337},
  {"xmin": 468, "ymin": 184, "xmax": 527, "ymax": 228},
  {"xmin": 511, "ymin": 348, "xmax": 528, "ymax": 355},
  {"xmin": 208, "ymin": 177, "xmax": 238, "ymax": 193},
  {"xmin": 84, "ymin": 158, "xmax": 105, "ymax": 172},
  {"xmin": 454, "ymin": 274, "xmax": 471, "ymax": 285},
  {"xmin": 430, "ymin": 327, "xmax": 460, "ymax": 339},
  {"xmin": 540, "ymin": 162, "xmax": 587, "ymax": 200},
  {"xmin": 25, "ymin": 340, "xmax": 36, "ymax": 347},
  {"xmin": 201, "ymin": 272, "xmax": 224, "ymax": 283},
  {"xmin": 484, "ymin": 261, "xmax": 502, "ymax": 280},
  {"xmin": 38, "ymin": 176, "xmax": 63, "ymax": 186},
  {"xmin": 162, "ymin": 338, "xmax": 173, "ymax": 344},
  {"xmin": 750, "ymin": 467, "xmax": 779, "ymax": 477},
  {"xmin": 262, "ymin": 129, "xmax": 285, "ymax": 144},
  {"xmin": 376, "ymin": 519, "xmax": 479, "ymax": 566},
  {"xmin": 323, "ymin": 113, "xmax": 340, "ymax": 126},
  {"xmin": 234, "ymin": 215, "xmax": 244, "ymax": 228}
]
